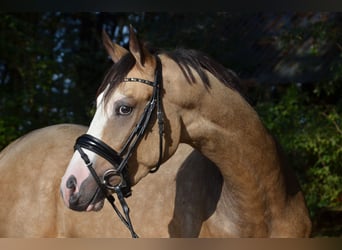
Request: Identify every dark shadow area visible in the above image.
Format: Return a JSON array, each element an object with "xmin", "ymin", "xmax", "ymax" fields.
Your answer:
[
  {"xmin": 273, "ymin": 133, "xmax": 303, "ymax": 197},
  {"xmin": 168, "ymin": 149, "xmax": 223, "ymax": 237}
]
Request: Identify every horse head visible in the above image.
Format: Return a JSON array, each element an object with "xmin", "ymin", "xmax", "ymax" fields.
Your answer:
[{"xmin": 60, "ymin": 26, "xmax": 182, "ymax": 212}]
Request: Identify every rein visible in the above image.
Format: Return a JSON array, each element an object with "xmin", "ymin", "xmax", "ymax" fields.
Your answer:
[{"xmin": 74, "ymin": 56, "xmax": 164, "ymax": 238}]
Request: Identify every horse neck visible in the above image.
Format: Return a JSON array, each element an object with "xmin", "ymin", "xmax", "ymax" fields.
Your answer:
[{"xmin": 165, "ymin": 66, "xmax": 288, "ymax": 233}]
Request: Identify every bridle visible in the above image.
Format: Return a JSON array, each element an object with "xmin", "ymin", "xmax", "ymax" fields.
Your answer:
[{"xmin": 73, "ymin": 56, "xmax": 164, "ymax": 238}]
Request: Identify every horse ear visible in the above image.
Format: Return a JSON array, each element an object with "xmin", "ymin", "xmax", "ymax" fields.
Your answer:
[
  {"xmin": 128, "ymin": 25, "xmax": 154, "ymax": 68},
  {"xmin": 102, "ymin": 30, "xmax": 128, "ymax": 63}
]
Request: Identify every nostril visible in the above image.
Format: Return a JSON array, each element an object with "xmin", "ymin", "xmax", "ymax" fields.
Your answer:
[
  {"xmin": 66, "ymin": 175, "xmax": 77, "ymax": 191},
  {"xmin": 69, "ymin": 192, "xmax": 80, "ymax": 206}
]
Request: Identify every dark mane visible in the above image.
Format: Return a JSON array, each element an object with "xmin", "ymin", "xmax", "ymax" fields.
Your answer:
[
  {"xmin": 161, "ymin": 48, "xmax": 242, "ymax": 91},
  {"xmin": 97, "ymin": 47, "xmax": 243, "ymax": 102}
]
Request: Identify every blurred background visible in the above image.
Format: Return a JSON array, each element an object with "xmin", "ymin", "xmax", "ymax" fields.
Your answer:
[{"xmin": 0, "ymin": 12, "xmax": 341, "ymax": 237}]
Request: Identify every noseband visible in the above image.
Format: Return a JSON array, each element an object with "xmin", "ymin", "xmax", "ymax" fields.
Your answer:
[{"xmin": 73, "ymin": 56, "xmax": 164, "ymax": 238}]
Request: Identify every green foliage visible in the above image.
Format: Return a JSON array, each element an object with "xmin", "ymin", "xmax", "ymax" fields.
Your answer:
[
  {"xmin": 0, "ymin": 13, "xmax": 109, "ymax": 150},
  {"xmin": 257, "ymin": 83, "xmax": 342, "ymax": 218},
  {"xmin": 0, "ymin": 119, "xmax": 20, "ymax": 149}
]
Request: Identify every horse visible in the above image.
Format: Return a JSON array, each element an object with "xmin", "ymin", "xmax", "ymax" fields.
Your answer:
[
  {"xmin": 60, "ymin": 26, "xmax": 312, "ymax": 237},
  {"xmin": 0, "ymin": 123, "xmax": 223, "ymax": 237}
]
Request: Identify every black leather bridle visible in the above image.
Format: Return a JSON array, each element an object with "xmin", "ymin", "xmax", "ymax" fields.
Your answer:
[{"xmin": 73, "ymin": 56, "xmax": 164, "ymax": 238}]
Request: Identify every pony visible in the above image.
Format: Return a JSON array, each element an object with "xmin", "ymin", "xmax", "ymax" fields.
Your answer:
[
  {"xmin": 60, "ymin": 26, "xmax": 312, "ymax": 237},
  {"xmin": 0, "ymin": 124, "xmax": 222, "ymax": 237}
]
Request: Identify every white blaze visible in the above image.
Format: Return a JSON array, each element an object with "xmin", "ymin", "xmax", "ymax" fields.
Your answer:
[{"xmin": 60, "ymin": 86, "xmax": 126, "ymax": 206}]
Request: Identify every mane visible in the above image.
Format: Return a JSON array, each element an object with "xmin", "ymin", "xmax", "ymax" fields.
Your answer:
[
  {"xmin": 161, "ymin": 48, "xmax": 242, "ymax": 91},
  {"xmin": 97, "ymin": 47, "xmax": 244, "ymax": 102}
]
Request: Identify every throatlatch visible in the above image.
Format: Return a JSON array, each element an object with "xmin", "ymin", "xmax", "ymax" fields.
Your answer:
[{"xmin": 73, "ymin": 56, "xmax": 164, "ymax": 238}]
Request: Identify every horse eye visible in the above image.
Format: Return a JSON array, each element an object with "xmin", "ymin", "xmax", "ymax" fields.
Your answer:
[{"xmin": 117, "ymin": 105, "xmax": 133, "ymax": 115}]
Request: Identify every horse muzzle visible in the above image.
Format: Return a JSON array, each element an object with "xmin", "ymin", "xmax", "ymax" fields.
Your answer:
[{"xmin": 61, "ymin": 174, "xmax": 106, "ymax": 212}]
